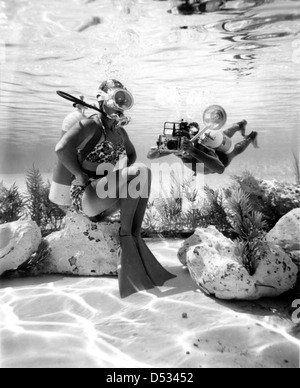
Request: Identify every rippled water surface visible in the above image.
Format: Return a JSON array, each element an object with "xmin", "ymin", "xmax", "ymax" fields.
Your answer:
[
  {"xmin": 0, "ymin": 0, "xmax": 299, "ymax": 182},
  {"xmin": 1, "ymin": 0, "xmax": 300, "ymax": 368}
]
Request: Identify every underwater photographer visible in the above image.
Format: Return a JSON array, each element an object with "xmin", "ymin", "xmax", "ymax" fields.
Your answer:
[{"xmin": 147, "ymin": 105, "xmax": 258, "ymax": 175}]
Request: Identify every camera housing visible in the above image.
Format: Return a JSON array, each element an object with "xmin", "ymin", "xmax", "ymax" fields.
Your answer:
[{"xmin": 157, "ymin": 121, "xmax": 191, "ymax": 152}]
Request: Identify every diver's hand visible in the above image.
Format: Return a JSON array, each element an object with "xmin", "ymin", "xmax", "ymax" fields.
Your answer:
[
  {"xmin": 181, "ymin": 137, "xmax": 193, "ymax": 153},
  {"xmin": 147, "ymin": 147, "xmax": 174, "ymax": 159},
  {"xmin": 74, "ymin": 172, "xmax": 89, "ymax": 186}
]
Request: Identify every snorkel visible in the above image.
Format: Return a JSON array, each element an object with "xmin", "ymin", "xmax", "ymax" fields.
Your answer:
[{"xmin": 97, "ymin": 79, "xmax": 134, "ymax": 127}]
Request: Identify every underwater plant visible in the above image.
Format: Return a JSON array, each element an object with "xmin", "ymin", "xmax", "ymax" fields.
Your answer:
[
  {"xmin": 25, "ymin": 165, "xmax": 65, "ymax": 236},
  {"xmin": 232, "ymin": 171, "xmax": 300, "ymax": 230},
  {"xmin": 225, "ymin": 187, "xmax": 268, "ymax": 275},
  {"xmin": 152, "ymin": 176, "xmax": 185, "ymax": 235},
  {"xmin": 201, "ymin": 185, "xmax": 232, "ymax": 236},
  {"xmin": 25, "ymin": 165, "xmax": 45, "ymax": 227},
  {"xmin": 0, "ymin": 182, "xmax": 26, "ymax": 224},
  {"xmin": 141, "ymin": 200, "xmax": 161, "ymax": 237}
]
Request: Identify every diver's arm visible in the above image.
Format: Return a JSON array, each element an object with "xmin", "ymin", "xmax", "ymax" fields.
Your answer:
[
  {"xmin": 147, "ymin": 148, "xmax": 180, "ymax": 160},
  {"xmin": 182, "ymin": 138, "xmax": 225, "ymax": 174},
  {"xmin": 55, "ymin": 119, "xmax": 99, "ymax": 183},
  {"xmin": 120, "ymin": 128, "xmax": 137, "ymax": 167}
]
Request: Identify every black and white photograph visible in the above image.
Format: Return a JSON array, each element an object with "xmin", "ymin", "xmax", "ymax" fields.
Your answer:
[{"xmin": 0, "ymin": 0, "xmax": 299, "ymax": 369}]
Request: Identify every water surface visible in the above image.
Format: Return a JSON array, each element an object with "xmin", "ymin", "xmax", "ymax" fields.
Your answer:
[{"xmin": 0, "ymin": 0, "xmax": 299, "ymax": 184}]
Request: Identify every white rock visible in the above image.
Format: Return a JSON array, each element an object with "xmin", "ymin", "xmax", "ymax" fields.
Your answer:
[
  {"xmin": 178, "ymin": 229, "xmax": 208, "ymax": 266},
  {"xmin": 0, "ymin": 220, "xmax": 42, "ymax": 276},
  {"xmin": 291, "ymin": 251, "xmax": 300, "ymax": 264},
  {"xmin": 184, "ymin": 226, "xmax": 298, "ymax": 300},
  {"xmin": 178, "ymin": 226, "xmax": 236, "ymax": 266},
  {"xmin": 267, "ymin": 208, "xmax": 300, "ymax": 251},
  {"xmin": 32, "ymin": 212, "xmax": 120, "ymax": 276}
]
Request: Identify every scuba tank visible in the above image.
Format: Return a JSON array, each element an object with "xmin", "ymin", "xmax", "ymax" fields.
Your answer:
[
  {"xmin": 49, "ymin": 99, "xmax": 87, "ymax": 208},
  {"xmin": 62, "ymin": 105, "xmax": 86, "ymax": 132},
  {"xmin": 201, "ymin": 130, "xmax": 234, "ymax": 154}
]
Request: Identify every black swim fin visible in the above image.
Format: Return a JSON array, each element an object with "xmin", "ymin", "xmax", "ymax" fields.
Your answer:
[
  {"xmin": 118, "ymin": 236, "xmax": 154, "ymax": 298},
  {"xmin": 134, "ymin": 236, "xmax": 176, "ymax": 286}
]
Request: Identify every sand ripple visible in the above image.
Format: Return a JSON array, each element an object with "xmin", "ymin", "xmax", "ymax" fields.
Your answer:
[{"xmin": 0, "ymin": 240, "xmax": 299, "ymax": 368}]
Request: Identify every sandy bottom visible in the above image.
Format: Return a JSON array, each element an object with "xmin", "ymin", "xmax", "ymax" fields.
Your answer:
[{"xmin": 0, "ymin": 240, "xmax": 299, "ymax": 369}]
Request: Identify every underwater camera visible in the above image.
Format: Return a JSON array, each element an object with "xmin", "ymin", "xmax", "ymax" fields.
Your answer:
[{"xmin": 157, "ymin": 121, "xmax": 192, "ymax": 152}]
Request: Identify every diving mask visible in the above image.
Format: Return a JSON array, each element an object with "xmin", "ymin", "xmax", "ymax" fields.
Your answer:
[{"xmin": 97, "ymin": 88, "xmax": 134, "ymax": 111}]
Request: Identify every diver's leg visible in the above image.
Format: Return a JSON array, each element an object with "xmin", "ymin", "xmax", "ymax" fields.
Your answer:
[
  {"xmin": 223, "ymin": 120, "xmax": 247, "ymax": 138},
  {"xmin": 226, "ymin": 131, "xmax": 259, "ymax": 164},
  {"xmin": 118, "ymin": 235, "xmax": 154, "ymax": 298},
  {"xmin": 130, "ymin": 167, "xmax": 152, "ymax": 237},
  {"xmin": 81, "ymin": 169, "xmax": 136, "ymax": 219},
  {"xmin": 82, "ymin": 183, "xmax": 120, "ymax": 218},
  {"xmin": 81, "ymin": 166, "xmax": 172, "ymax": 297},
  {"xmin": 118, "ymin": 165, "xmax": 150, "ymax": 236},
  {"xmin": 117, "ymin": 166, "xmax": 155, "ymax": 297},
  {"xmin": 82, "ymin": 169, "xmax": 153, "ymax": 297},
  {"xmin": 131, "ymin": 167, "xmax": 176, "ymax": 286}
]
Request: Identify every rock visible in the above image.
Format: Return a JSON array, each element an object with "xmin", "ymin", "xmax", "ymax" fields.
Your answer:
[
  {"xmin": 32, "ymin": 211, "xmax": 120, "ymax": 277},
  {"xmin": 267, "ymin": 209, "xmax": 300, "ymax": 296},
  {"xmin": 183, "ymin": 226, "xmax": 298, "ymax": 300},
  {"xmin": 291, "ymin": 251, "xmax": 300, "ymax": 264},
  {"xmin": 178, "ymin": 225, "xmax": 237, "ymax": 266},
  {"xmin": 178, "ymin": 228, "xmax": 208, "ymax": 266},
  {"xmin": 267, "ymin": 208, "xmax": 300, "ymax": 251},
  {"xmin": 0, "ymin": 220, "xmax": 42, "ymax": 276}
]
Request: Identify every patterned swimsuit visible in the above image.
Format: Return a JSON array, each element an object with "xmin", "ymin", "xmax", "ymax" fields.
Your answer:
[{"xmin": 70, "ymin": 125, "xmax": 126, "ymax": 213}]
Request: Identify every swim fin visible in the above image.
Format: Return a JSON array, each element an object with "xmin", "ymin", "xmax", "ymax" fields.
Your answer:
[
  {"xmin": 247, "ymin": 131, "xmax": 259, "ymax": 149},
  {"xmin": 134, "ymin": 236, "xmax": 176, "ymax": 286},
  {"xmin": 118, "ymin": 235, "xmax": 154, "ymax": 298},
  {"xmin": 237, "ymin": 120, "xmax": 248, "ymax": 137}
]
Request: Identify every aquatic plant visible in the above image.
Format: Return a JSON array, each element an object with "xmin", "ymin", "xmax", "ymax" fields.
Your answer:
[
  {"xmin": 25, "ymin": 165, "xmax": 65, "ymax": 236},
  {"xmin": 141, "ymin": 201, "xmax": 161, "ymax": 237},
  {"xmin": 0, "ymin": 182, "xmax": 26, "ymax": 224},
  {"xmin": 2, "ymin": 168, "xmax": 298, "ymax": 242},
  {"xmin": 154, "ymin": 196, "xmax": 184, "ymax": 234},
  {"xmin": 234, "ymin": 239, "xmax": 265, "ymax": 276},
  {"xmin": 152, "ymin": 176, "xmax": 185, "ymax": 235},
  {"xmin": 39, "ymin": 180, "xmax": 66, "ymax": 236},
  {"xmin": 201, "ymin": 185, "xmax": 232, "ymax": 236},
  {"xmin": 178, "ymin": 177, "xmax": 205, "ymax": 232},
  {"xmin": 225, "ymin": 187, "xmax": 268, "ymax": 275},
  {"xmin": 142, "ymin": 178, "xmax": 232, "ymax": 236},
  {"xmin": 225, "ymin": 187, "xmax": 268, "ymax": 239},
  {"xmin": 232, "ymin": 171, "xmax": 300, "ymax": 230},
  {"xmin": 25, "ymin": 165, "xmax": 45, "ymax": 227}
]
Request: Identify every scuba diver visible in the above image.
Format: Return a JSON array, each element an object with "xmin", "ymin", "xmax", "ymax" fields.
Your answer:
[
  {"xmin": 54, "ymin": 79, "xmax": 175, "ymax": 298},
  {"xmin": 148, "ymin": 120, "xmax": 258, "ymax": 175}
]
